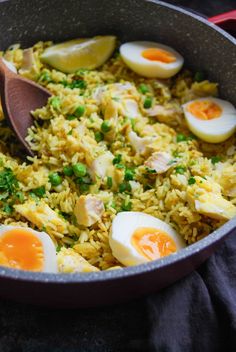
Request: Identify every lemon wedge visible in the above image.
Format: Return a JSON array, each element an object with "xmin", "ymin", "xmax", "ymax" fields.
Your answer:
[{"xmin": 41, "ymin": 36, "xmax": 116, "ymax": 73}]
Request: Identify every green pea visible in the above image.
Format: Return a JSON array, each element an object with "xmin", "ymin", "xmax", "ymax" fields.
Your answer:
[
  {"xmin": 124, "ymin": 168, "xmax": 135, "ymax": 181},
  {"xmin": 72, "ymin": 163, "xmax": 87, "ymax": 177},
  {"xmin": 107, "ymin": 176, "xmax": 113, "ymax": 188},
  {"xmin": 176, "ymin": 134, "xmax": 187, "ymax": 142},
  {"xmin": 138, "ymin": 83, "xmax": 149, "ymax": 94},
  {"xmin": 31, "ymin": 186, "xmax": 46, "ymax": 198},
  {"xmin": 143, "ymin": 97, "xmax": 153, "ymax": 109},
  {"xmin": 63, "ymin": 166, "xmax": 74, "ymax": 176},
  {"xmin": 175, "ymin": 166, "xmax": 187, "ymax": 175},
  {"xmin": 94, "ymin": 131, "xmax": 104, "ymax": 142},
  {"xmin": 101, "ymin": 120, "xmax": 111, "ymax": 133},
  {"xmin": 119, "ymin": 183, "xmax": 127, "ymax": 193},
  {"xmin": 119, "ymin": 182, "xmax": 131, "ymax": 193},
  {"xmin": 66, "ymin": 115, "xmax": 77, "ymax": 120},
  {"xmin": 121, "ymin": 201, "xmax": 132, "ymax": 211},
  {"xmin": 113, "ymin": 154, "xmax": 122, "ymax": 165},
  {"xmin": 74, "ymin": 105, "xmax": 85, "ymax": 117},
  {"xmin": 49, "ymin": 172, "xmax": 62, "ymax": 186},
  {"xmin": 188, "ymin": 177, "xmax": 196, "ymax": 185}
]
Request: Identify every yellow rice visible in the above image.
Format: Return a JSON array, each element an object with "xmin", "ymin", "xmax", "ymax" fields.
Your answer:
[{"xmin": 0, "ymin": 41, "xmax": 235, "ymax": 272}]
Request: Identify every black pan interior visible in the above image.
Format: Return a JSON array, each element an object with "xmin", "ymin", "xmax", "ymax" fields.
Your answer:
[{"xmin": 0, "ymin": 0, "xmax": 235, "ymax": 103}]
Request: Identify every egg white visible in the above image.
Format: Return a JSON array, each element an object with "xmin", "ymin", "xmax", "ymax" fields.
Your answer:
[
  {"xmin": 182, "ymin": 97, "xmax": 236, "ymax": 143},
  {"xmin": 0, "ymin": 226, "xmax": 57, "ymax": 273},
  {"xmin": 109, "ymin": 212, "xmax": 186, "ymax": 266},
  {"xmin": 120, "ymin": 41, "xmax": 184, "ymax": 78}
]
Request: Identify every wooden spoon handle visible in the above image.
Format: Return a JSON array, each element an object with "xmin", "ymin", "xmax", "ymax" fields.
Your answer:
[
  {"xmin": 0, "ymin": 58, "xmax": 5, "ymax": 89},
  {"xmin": 0, "ymin": 57, "xmax": 10, "ymax": 79},
  {"xmin": 0, "ymin": 58, "xmax": 7, "ymax": 112},
  {"xmin": 0, "ymin": 57, "xmax": 15, "ymax": 90}
]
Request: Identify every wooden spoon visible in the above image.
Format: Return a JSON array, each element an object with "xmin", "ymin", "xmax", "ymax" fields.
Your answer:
[{"xmin": 0, "ymin": 57, "xmax": 51, "ymax": 156}]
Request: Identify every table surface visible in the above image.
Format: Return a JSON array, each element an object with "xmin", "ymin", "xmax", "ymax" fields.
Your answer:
[{"xmin": 0, "ymin": 1, "xmax": 235, "ymax": 352}]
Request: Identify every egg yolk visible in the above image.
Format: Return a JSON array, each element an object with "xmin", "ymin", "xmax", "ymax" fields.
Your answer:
[
  {"xmin": 0, "ymin": 229, "xmax": 44, "ymax": 271},
  {"xmin": 131, "ymin": 227, "xmax": 177, "ymax": 260},
  {"xmin": 188, "ymin": 100, "xmax": 222, "ymax": 120},
  {"xmin": 142, "ymin": 48, "xmax": 176, "ymax": 63}
]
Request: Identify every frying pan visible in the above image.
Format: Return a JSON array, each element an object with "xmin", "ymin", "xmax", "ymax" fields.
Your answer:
[{"xmin": 0, "ymin": 0, "xmax": 235, "ymax": 308}]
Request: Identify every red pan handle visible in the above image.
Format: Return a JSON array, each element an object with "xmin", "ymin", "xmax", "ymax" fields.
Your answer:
[{"xmin": 208, "ymin": 10, "xmax": 236, "ymax": 32}]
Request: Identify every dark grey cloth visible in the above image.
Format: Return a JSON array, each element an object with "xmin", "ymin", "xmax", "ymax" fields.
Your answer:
[{"xmin": 148, "ymin": 234, "xmax": 236, "ymax": 352}]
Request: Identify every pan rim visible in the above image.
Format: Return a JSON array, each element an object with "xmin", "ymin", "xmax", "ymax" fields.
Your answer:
[
  {"xmin": 0, "ymin": 217, "xmax": 235, "ymax": 283},
  {"xmin": 0, "ymin": 0, "xmax": 235, "ymax": 284},
  {"xmin": 148, "ymin": 0, "xmax": 236, "ymax": 45}
]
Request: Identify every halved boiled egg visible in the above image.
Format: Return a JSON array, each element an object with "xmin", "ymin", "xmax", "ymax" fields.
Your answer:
[
  {"xmin": 120, "ymin": 41, "xmax": 184, "ymax": 78},
  {"xmin": 0, "ymin": 226, "xmax": 57, "ymax": 272},
  {"xmin": 182, "ymin": 97, "xmax": 236, "ymax": 143},
  {"xmin": 109, "ymin": 212, "xmax": 186, "ymax": 266}
]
